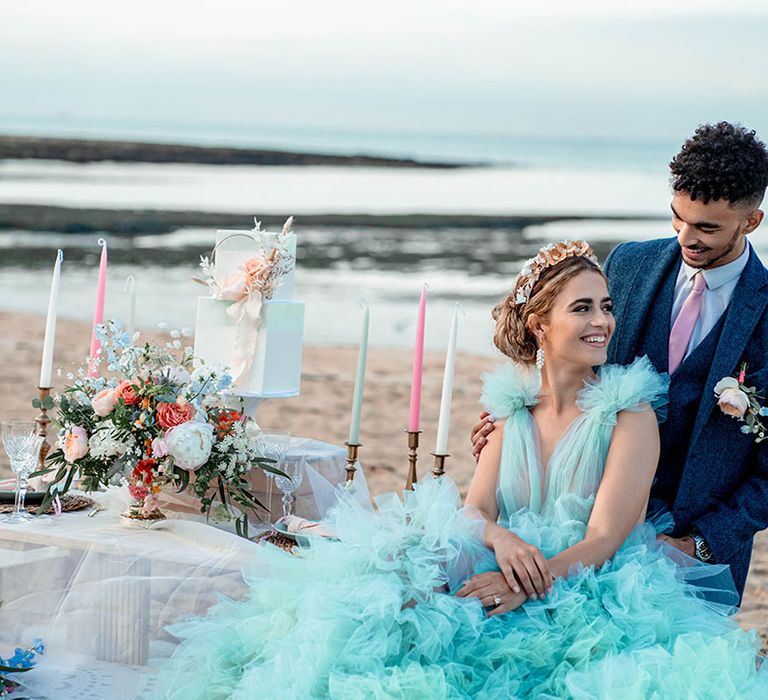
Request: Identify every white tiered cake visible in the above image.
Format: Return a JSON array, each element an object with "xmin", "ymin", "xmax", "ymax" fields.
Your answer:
[{"xmin": 194, "ymin": 223, "xmax": 305, "ymax": 396}]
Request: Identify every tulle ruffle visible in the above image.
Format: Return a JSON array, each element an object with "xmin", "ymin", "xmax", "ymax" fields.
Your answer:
[
  {"xmin": 577, "ymin": 355, "xmax": 669, "ymax": 424},
  {"xmin": 155, "ymin": 478, "xmax": 766, "ymax": 699}
]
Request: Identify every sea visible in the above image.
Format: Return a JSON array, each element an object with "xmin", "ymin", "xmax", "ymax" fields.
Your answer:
[{"xmin": 0, "ymin": 119, "xmax": 747, "ymax": 357}]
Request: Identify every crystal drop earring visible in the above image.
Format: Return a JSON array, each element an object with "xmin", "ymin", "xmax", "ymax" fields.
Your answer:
[{"xmin": 536, "ymin": 347, "xmax": 545, "ymax": 370}]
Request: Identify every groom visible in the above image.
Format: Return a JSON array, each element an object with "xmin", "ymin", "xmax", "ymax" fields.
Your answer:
[{"xmin": 473, "ymin": 122, "xmax": 768, "ymax": 601}]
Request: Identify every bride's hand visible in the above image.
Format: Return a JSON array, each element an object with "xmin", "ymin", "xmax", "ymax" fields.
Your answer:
[
  {"xmin": 488, "ymin": 527, "xmax": 553, "ymax": 598},
  {"xmin": 455, "ymin": 572, "xmax": 528, "ymax": 616}
]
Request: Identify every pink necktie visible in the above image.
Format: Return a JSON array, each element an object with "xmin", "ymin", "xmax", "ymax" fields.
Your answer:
[{"xmin": 668, "ymin": 271, "xmax": 707, "ymax": 374}]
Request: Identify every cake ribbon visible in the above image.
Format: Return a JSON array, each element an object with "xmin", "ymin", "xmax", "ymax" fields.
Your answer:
[{"xmin": 226, "ymin": 293, "xmax": 264, "ymax": 389}]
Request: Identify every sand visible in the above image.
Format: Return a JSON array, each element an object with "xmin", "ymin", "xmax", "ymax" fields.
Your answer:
[{"xmin": 0, "ymin": 310, "xmax": 765, "ymax": 642}]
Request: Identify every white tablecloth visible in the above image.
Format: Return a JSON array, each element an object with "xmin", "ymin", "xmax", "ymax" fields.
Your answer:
[{"xmin": 0, "ymin": 437, "xmax": 360, "ymax": 699}]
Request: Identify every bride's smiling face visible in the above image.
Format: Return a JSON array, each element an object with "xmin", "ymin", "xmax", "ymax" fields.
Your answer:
[{"xmin": 532, "ymin": 270, "xmax": 615, "ymax": 369}]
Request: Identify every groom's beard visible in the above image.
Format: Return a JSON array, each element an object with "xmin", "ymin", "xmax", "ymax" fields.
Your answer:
[{"xmin": 684, "ymin": 226, "xmax": 743, "ymax": 269}]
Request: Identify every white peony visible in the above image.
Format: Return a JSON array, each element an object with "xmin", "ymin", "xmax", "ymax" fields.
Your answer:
[{"xmin": 165, "ymin": 421, "xmax": 215, "ymax": 471}]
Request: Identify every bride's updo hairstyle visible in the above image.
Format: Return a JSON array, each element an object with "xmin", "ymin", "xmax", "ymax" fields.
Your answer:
[{"xmin": 492, "ymin": 240, "xmax": 603, "ymax": 364}]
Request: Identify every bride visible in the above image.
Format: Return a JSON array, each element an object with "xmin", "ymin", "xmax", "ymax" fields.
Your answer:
[{"xmin": 156, "ymin": 241, "xmax": 767, "ymax": 699}]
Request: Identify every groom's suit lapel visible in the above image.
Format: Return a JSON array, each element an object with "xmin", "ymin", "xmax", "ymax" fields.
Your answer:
[
  {"xmin": 612, "ymin": 238, "xmax": 681, "ymax": 364},
  {"xmin": 689, "ymin": 243, "xmax": 768, "ymax": 449}
]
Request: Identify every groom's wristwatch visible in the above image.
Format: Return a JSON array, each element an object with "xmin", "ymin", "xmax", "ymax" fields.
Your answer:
[{"xmin": 690, "ymin": 531, "xmax": 715, "ymax": 563}]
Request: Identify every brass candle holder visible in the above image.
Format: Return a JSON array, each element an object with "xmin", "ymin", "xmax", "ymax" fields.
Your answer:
[
  {"xmin": 35, "ymin": 386, "xmax": 53, "ymax": 469},
  {"xmin": 431, "ymin": 453, "xmax": 449, "ymax": 479},
  {"xmin": 404, "ymin": 430, "xmax": 421, "ymax": 490},
  {"xmin": 344, "ymin": 442, "xmax": 362, "ymax": 484}
]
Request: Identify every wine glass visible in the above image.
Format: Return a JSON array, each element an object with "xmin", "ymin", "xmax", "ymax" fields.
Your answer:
[
  {"xmin": 275, "ymin": 457, "xmax": 305, "ymax": 518},
  {"xmin": 1, "ymin": 421, "xmax": 44, "ymax": 524},
  {"xmin": 257, "ymin": 430, "xmax": 291, "ymax": 521}
]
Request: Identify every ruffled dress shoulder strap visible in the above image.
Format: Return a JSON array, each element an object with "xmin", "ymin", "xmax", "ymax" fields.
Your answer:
[
  {"xmin": 576, "ymin": 355, "xmax": 669, "ymax": 422},
  {"xmin": 481, "ymin": 363, "xmax": 541, "ymax": 418}
]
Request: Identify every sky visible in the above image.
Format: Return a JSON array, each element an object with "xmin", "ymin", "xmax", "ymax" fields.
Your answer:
[{"xmin": 1, "ymin": 0, "xmax": 767, "ymax": 142}]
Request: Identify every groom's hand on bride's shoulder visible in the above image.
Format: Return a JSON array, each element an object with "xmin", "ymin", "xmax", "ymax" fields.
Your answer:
[{"xmin": 471, "ymin": 411, "xmax": 496, "ymax": 462}]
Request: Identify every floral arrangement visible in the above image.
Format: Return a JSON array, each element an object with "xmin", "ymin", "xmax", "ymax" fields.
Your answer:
[
  {"xmin": 0, "ymin": 602, "xmax": 43, "ymax": 699},
  {"xmin": 35, "ymin": 321, "xmax": 281, "ymax": 537},
  {"xmin": 714, "ymin": 363, "xmax": 768, "ymax": 443},
  {"xmin": 198, "ymin": 216, "xmax": 295, "ymax": 305}
]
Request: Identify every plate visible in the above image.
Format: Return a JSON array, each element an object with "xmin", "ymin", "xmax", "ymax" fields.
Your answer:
[
  {"xmin": 273, "ymin": 522, "xmax": 337, "ymax": 546},
  {"xmin": 0, "ymin": 490, "xmax": 46, "ymax": 505}
]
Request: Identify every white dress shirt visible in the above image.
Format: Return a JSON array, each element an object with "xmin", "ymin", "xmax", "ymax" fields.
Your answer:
[{"xmin": 670, "ymin": 242, "xmax": 751, "ymax": 360}]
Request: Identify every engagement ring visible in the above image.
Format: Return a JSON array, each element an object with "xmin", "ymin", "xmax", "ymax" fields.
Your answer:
[{"xmin": 493, "ymin": 595, "xmax": 502, "ymax": 606}]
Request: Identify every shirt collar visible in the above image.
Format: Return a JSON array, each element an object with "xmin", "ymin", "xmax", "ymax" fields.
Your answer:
[{"xmin": 682, "ymin": 241, "xmax": 751, "ymax": 290}]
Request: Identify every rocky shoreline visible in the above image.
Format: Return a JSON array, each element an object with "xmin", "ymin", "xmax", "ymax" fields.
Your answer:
[
  {"xmin": 0, "ymin": 134, "xmax": 472, "ymax": 169},
  {"xmin": 0, "ymin": 203, "xmax": 662, "ymax": 235}
]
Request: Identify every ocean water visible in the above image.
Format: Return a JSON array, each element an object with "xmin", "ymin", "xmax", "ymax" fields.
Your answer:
[{"xmin": 0, "ymin": 121, "xmax": 696, "ymax": 355}]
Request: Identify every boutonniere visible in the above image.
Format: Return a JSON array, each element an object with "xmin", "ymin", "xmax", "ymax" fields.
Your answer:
[{"xmin": 714, "ymin": 363, "xmax": 768, "ymax": 443}]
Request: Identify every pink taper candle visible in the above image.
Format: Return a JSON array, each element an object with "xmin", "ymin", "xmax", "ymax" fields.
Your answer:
[
  {"xmin": 408, "ymin": 285, "xmax": 427, "ymax": 431},
  {"xmin": 87, "ymin": 238, "xmax": 108, "ymax": 377}
]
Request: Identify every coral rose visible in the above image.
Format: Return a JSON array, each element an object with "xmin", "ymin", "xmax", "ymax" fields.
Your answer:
[
  {"xmin": 116, "ymin": 380, "xmax": 140, "ymax": 406},
  {"xmin": 156, "ymin": 402, "xmax": 195, "ymax": 429},
  {"xmin": 91, "ymin": 388, "xmax": 117, "ymax": 416},
  {"xmin": 62, "ymin": 426, "xmax": 89, "ymax": 463}
]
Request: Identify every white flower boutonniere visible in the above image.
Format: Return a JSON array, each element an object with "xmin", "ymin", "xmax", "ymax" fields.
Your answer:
[{"xmin": 714, "ymin": 363, "xmax": 768, "ymax": 443}]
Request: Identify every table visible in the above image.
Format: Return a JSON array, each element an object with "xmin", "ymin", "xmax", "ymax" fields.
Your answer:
[{"xmin": 0, "ymin": 437, "xmax": 355, "ymax": 699}]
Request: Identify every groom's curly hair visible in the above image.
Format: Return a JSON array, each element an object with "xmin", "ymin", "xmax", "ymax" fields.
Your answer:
[{"xmin": 670, "ymin": 122, "xmax": 768, "ymax": 208}]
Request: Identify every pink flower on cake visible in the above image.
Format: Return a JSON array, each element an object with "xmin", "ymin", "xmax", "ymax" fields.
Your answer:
[
  {"xmin": 62, "ymin": 426, "xmax": 89, "ymax": 462},
  {"xmin": 714, "ymin": 378, "xmax": 749, "ymax": 419},
  {"xmin": 156, "ymin": 401, "xmax": 196, "ymax": 429},
  {"xmin": 218, "ymin": 270, "xmax": 249, "ymax": 302},
  {"xmin": 243, "ymin": 256, "xmax": 271, "ymax": 289},
  {"xmin": 91, "ymin": 388, "xmax": 117, "ymax": 416}
]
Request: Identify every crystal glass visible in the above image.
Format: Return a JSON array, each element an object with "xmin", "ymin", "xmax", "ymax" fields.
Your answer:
[
  {"xmin": 275, "ymin": 457, "xmax": 305, "ymax": 518},
  {"xmin": 1, "ymin": 421, "xmax": 44, "ymax": 524},
  {"xmin": 257, "ymin": 430, "xmax": 291, "ymax": 521}
]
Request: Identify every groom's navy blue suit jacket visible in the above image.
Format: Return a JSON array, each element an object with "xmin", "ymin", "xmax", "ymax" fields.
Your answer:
[{"xmin": 604, "ymin": 237, "xmax": 768, "ymax": 599}]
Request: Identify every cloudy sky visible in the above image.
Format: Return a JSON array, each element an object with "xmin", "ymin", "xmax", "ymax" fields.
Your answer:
[{"xmin": 1, "ymin": 0, "xmax": 767, "ymax": 141}]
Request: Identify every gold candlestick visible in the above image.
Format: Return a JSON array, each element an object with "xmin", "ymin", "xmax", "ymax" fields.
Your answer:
[
  {"xmin": 431, "ymin": 453, "xmax": 449, "ymax": 479},
  {"xmin": 35, "ymin": 386, "xmax": 53, "ymax": 469},
  {"xmin": 404, "ymin": 430, "xmax": 421, "ymax": 490},
  {"xmin": 344, "ymin": 442, "xmax": 362, "ymax": 483}
]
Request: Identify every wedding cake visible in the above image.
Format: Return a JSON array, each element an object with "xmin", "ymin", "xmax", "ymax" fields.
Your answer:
[{"xmin": 194, "ymin": 218, "xmax": 305, "ymax": 396}]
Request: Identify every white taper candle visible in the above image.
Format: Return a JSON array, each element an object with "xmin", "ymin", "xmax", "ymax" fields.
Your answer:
[
  {"xmin": 434, "ymin": 302, "xmax": 460, "ymax": 455},
  {"xmin": 39, "ymin": 249, "xmax": 63, "ymax": 387}
]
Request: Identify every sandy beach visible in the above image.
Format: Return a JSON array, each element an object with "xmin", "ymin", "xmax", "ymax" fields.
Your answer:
[{"xmin": 1, "ymin": 310, "xmax": 765, "ymax": 643}]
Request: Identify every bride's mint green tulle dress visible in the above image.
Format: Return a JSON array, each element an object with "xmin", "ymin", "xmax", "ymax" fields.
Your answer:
[{"xmin": 156, "ymin": 358, "xmax": 768, "ymax": 699}]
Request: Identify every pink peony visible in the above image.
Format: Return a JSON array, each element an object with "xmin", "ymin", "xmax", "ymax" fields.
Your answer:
[
  {"xmin": 141, "ymin": 493, "xmax": 160, "ymax": 515},
  {"xmin": 91, "ymin": 388, "xmax": 117, "ymax": 416},
  {"xmin": 718, "ymin": 388, "xmax": 750, "ymax": 419},
  {"xmin": 62, "ymin": 426, "xmax": 89, "ymax": 462},
  {"xmin": 151, "ymin": 436, "xmax": 169, "ymax": 458}
]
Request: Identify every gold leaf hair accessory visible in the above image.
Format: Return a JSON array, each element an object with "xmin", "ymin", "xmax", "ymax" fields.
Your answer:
[{"xmin": 514, "ymin": 240, "xmax": 598, "ymax": 305}]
